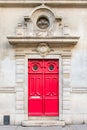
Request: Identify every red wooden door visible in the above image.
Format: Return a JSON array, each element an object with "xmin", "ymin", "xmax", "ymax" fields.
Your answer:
[{"xmin": 28, "ymin": 59, "xmax": 59, "ymax": 116}]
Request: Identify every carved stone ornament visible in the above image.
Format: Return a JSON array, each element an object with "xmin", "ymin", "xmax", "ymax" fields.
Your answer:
[
  {"xmin": 37, "ymin": 16, "xmax": 50, "ymax": 29},
  {"xmin": 33, "ymin": 43, "xmax": 54, "ymax": 57}
]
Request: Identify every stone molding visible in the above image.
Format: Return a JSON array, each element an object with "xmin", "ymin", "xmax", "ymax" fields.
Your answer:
[
  {"xmin": 0, "ymin": 1, "xmax": 87, "ymax": 7},
  {"xmin": 7, "ymin": 36, "xmax": 79, "ymax": 46},
  {"xmin": 27, "ymin": 4, "xmax": 58, "ymax": 19},
  {"xmin": 72, "ymin": 87, "xmax": 87, "ymax": 93},
  {"xmin": 0, "ymin": 87, "xmax": 15, "ymax": 93}
]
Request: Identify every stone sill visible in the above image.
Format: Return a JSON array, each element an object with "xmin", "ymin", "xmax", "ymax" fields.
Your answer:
[
  {"xmin": 0, "ymin": 0, "xmax": 87, "ymax": 7},
  {"xmin": 22, "ymin": 120, "xmax": 65, "ymax": 126},
  {"xmin": 7, "ymin": 36, "xmax": 79, "ymax": 46}
]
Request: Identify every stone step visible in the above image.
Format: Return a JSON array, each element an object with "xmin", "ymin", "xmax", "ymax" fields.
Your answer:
[{"xmin": 22, "ymin": 120, "xmax": 65, "ymax": 127}]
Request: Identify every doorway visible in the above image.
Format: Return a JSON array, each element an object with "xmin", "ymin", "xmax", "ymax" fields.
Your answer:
[{"xmin": 28, "ymin": 59, "xmax": 59, "ymax": 116}]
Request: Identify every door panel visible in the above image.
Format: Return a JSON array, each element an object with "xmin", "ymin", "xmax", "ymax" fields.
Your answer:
[
  {"xmin": 28, "ymin": 60, "xmax": 43, "ymax": 116},
  {"xmin": 44, "ymin": 60, "xmax": 59, "ymax": 74},
  {"xmin": 28, "ymin": 60, "xmax": 43, "ymax": 74},
  {"xmin": 28, "ymin": 99, "xmax": 43, "ymax": 116},
  {"xmin": 44, "ymin": 99, "xmax": 59, "ymax": 116},
  {"xmin": 28, "ymin": 75, "xmax": 43, "ymax": 115},
  {"xmin": 29, "ymin": 75, "xmax": 43, "ymax": 96},
  {"xmin": 44, "ymin": 60, "xmax": 59, "ymax": 116},
  {"xmin": 44, "ymin": 75, "xmax": 58, "ymax": 96},
  {"xmin": 28, "ymin": 59, "xmax": 59, "ymax": 116}
]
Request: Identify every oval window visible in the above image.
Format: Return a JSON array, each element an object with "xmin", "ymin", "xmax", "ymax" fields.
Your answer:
[
  {"xmin": 37, "ymin": 16, "xmax": 50, "ymax": 29},
  {"xmin": 49, "ymin": 65, "xmax": 54, "ymax": 71},
  {"xmin": 33, "ymin": 65, "xmax": 38, "ymax": 71}
]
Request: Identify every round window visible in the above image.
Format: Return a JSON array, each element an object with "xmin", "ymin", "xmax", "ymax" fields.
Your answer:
[
  {"xmin": 49, "ymin": 65, "xmax": 54, "ymax": 71},
  {"xmin": 37, "ymin": 16, "xmax": 50, "ymax": 29},
  {"xmin": 33, "ymin": 65, "xmax": 38, "ymax": 71}
]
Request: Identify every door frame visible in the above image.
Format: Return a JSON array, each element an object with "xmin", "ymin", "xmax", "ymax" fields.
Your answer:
[{"xmin": 24, "ymin": 54, "xmax": 63, "ymax": 120}]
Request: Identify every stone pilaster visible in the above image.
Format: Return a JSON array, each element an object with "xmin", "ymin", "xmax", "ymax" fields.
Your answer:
[
  {"xmin": 15, "ymin": 49, "xmax": 25, "ymax": 124},
  {"xmin": 61, "ymin": 52, "xmax": 72, "ymax": 124}
]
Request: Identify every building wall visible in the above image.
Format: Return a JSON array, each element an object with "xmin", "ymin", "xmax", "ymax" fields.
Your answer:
[{"xmin": 0, "ymin": 1, "xmax": 87, "ymax": 125}]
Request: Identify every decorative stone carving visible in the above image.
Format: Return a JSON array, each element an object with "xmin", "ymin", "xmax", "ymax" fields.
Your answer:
[
  {"xmin": 37, "ymin": 16, "xmax": 50, "ymax": 29},
  {"xmin": 16, "ymin": 23, "xmax": 24, "ymax": 36},
  {"xmin": 63, "ymin": 24, "xmax": 70, "ymax": 36},
  {"xmin": 23, "ymin": 5, "xmax": 64, "ymax": 37},
  {"xmin": 33, "ymin": 43, "xmax": 54, "ymax": 57},
  {"xmin": 15, "ymin": 5, "xmax": 72, "ymax": 37}
]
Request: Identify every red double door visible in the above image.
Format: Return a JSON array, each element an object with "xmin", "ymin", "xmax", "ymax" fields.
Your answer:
[{"xmin": 28, "ymin": 59, "xmax": 59, "ymax": 116}]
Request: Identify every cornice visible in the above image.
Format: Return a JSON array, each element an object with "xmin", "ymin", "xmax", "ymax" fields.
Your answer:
[
  {"xmin": 7, "ymin": 36, "xmax": 80, "ymax": 46},
  {"xmin": 0, "ymin": 0, "xmax": 87, "ymax": 8}
]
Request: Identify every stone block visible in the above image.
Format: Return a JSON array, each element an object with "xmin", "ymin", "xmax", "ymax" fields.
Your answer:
[
  {"xmin": 71, "ymin": 94, "xmax": 87, "ymax": 114},
  {"xmin": 16, "ymin": 101, "xmax": 24, "ymax": 110},
  {"xmin": 0, "ymin": 93, "xmax": 15, "ymax": 114},
  {"xmin": 15, "ymin": 114, "xmax": 25, "ymax": 125},
  {"xmin": 10, "ymin": 114, "xmax": 15, "ymax": 125},
  {"xmin": 16, "ymin": 69, "xmax": 24, "ymax": 74},
  {"xmin": 62, "ymin": 115, "xmax": 72, "ymax": 124},
  {"xmin": 63, "ymin": 62, "xmax": 71, "ymax": 66},
  {"xmin": 16, "ymin": 92, "xmax": 24, "ymax": 100},
  {"xmin": 63, "ymin": 78, "xmax": 71, "ymax": 83},
  {"xmin": 22, "ymin": 120, "xmax": 65, "ymax": 127},
  {"xmin": 16, "ymin": 74, "xmax": 24, "ymax": 82},
  {"xmin": 16, "ymin": 59, "xmax": 24, "ymax": 65},
  {"xmin": 84, "ymin": 114, "xmax": 87, "ymax": 124},
  {"xmin": 16, "ymin": 65, "xmax": 24, "ymax": 71},
  {"xmin": 63, "ymin": 73, "xmax": 70, "ymax": 78},
  {"xmin": 63, "ymin": 110, "xmax": 71, "ymax": 114},
  {"xmin": 63, "ymin": 87, "xmax": 71, "ymax": 92},
  {"xmin": 63, "ymin": 96, "xmax": 70, "ymax": 101},
  {"xmin": 63, "ymin": 101, "xmax": 71, "ymax": 110},
  {"xmin": 0, "ymin": 115, "xmax": 3, "ymax": 125},
  {"xmin": 71, "ymin": 114, "xmax": 84, "ymax": 124},
  {"xmin": 15, "ymin": 87, "xmax": 24, "ymax": 92},
  {"xmin": 63, "ymin": 92, "xmax": 70, "ymax": 97},
  {"xmin": 15, "ymin": 110, "xmax": 25, "ymax": 114}
]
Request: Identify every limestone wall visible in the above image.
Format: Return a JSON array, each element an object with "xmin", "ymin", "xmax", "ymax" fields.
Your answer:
[{"xmin": 0, "ymin": 3, "xmax": 87, "ymax": 125}]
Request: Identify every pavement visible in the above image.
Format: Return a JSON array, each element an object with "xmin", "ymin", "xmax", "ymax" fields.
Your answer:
[{"xmin": 0, "ymin": 125, "xmax": 87, "ymax": 130}]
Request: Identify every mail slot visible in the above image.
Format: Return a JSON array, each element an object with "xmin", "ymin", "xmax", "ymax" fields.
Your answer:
[{"xmin": 31, "ymin": 96, "xmax": 41, "ymax": 99}]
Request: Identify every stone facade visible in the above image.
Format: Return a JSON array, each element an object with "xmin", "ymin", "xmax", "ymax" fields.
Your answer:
[{"xmin": 0, "ymin": 0, "xmax": 87, "ymax": 126}]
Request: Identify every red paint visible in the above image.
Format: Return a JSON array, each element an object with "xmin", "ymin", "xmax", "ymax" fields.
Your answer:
[{"xmin": 28, "ymin": 60, "xmax": 59, "ymax": 116}]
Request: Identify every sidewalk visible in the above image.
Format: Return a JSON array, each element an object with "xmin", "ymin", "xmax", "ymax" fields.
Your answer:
[{"xmin": 0, "ymin": 125, "xmax": 87, "ymax": 130}]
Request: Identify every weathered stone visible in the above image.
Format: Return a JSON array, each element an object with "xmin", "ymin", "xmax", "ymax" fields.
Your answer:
[{"xmin": 0, "ymin": 0, "xmax": 86, "ymax": 126}]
